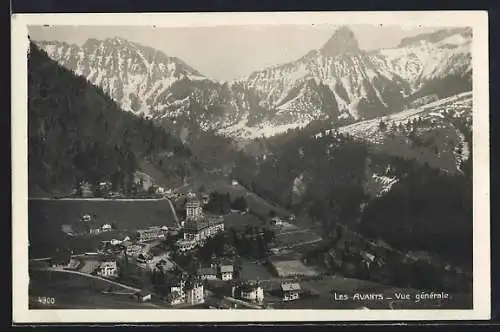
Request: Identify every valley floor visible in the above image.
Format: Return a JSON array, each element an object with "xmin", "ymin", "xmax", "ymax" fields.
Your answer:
[{"xmin": 27, "ymin": 171, "xmax": 472, "ymax": 310}]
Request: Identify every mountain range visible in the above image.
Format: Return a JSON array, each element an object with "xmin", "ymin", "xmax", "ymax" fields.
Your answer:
[
  {"xmin": 28, "ymin": 29, "xmax": 474, "ymax": 274},
  {"xmin": 34, "ymin": 26, "xmax": 472, "ymax": 142}
]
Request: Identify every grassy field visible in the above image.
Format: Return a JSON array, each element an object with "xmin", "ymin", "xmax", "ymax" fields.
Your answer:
[
  {"xmin": 239, "ymin": 260, "xmax": 275, "ymax": 281},
  {"xmin": 272, "ymin": 229, "xmax": 323, "ymax": 249},
  {"xmin": 300, "ymin": 276, "xmax": 472, "ymax": 308},
  {"xmin": 270, "ymin": 260, "xmax": 320, "ymax": 277},
  {"xmin": 179, "ymin": 171, "xmax": 291, "ymax": 218},
  {"xmin": 30, "ymin": 198, "xmax": 178, "ymax": 230},
  {"xmin": 181, "ymin": 172, "xmax": 320, "ymax": 238},
  {"xmin": 263, "ymin": 274, "xmax": 473, "ymax": 309},
  {"xmin": 29, "ymin": 270, "xmax": 162, "ymax": 309},
  {"xmin": 28, "ymin": 198, "xmax": 178, "ymax": 258}
]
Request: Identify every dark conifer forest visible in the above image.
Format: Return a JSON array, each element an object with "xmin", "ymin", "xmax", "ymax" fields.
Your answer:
[{"xmin": 232, "ymin": 127, "xmax": 473, "ymax": 269}]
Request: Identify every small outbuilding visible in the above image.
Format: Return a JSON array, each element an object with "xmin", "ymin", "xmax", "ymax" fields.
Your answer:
[{"xmin": 135, "ymin": 290, "xmax": 152, "ymax": 303}]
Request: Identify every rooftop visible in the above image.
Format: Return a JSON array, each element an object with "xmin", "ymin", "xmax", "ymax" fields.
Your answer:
[
  {"xmin": 99, "ymin": 261, "xmax": 117, "ymax": 268},
  {"xmin": 186, "ymin": 199, "xmax": 201, "ymax": 207},
  {"xmin": 220, "ymin": 265, "xmax": 234, "ymax": 273},
  {"xmin": 136, "ymin": 290, "xmax": 151, "ymax": 297},
  {"xmin": 361, "ymin": 251, "xmax": 376, "ymax": 262},
  {"xmin": 138, "ymin": 227, "xmax": 163, "ymax": 234},
  {"xmin": 281, "ymin": 282, "xmax": 301, "ymax": 292}
]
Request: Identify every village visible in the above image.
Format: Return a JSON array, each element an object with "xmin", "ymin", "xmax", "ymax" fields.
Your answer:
[{"xmin": 28, "ymin": 176, "xmax": 472, "ymax": 310}]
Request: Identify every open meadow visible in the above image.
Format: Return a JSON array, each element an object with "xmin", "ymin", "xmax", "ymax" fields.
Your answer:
[
  {"xmin": 29, "ymin": 198, "xmax": 178, "ymax": 258},
  {"xmin": 178, "ymin": 172, "xmax": 291, "ymax": 218},
  {"xmin": 29, "ymin": 270, "xmax": 164, "ymax": 309}
]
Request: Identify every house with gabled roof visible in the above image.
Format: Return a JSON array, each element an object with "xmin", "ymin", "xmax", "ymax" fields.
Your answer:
[
  {"xmin": 218, "ymin": 264, "xmax": 234, "ymax": 281},
  {"xmin": 281, "ymin": 281, "xmax": 301, "ymax": 301}
]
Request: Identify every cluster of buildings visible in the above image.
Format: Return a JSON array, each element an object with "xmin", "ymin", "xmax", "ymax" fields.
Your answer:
[
  {"xmin": 75, "ymin": 179, "xmax": 171, "ymax": 198},
  {"xmin": 176, "ymin": 193, "xmax": 225, "ymax": 252},
  {"xmin": 66, "ymin": 187, "xmax": 309, "ymax": 307},
  {"xmin": 325, "ymin": 226, "xmax": 388, "ymax": 274},
  {"xmin": 196, "ymin": 262, "xmax": 234, "ymax": 281},
  {"xmin": 79, "ymin": 213, "xmax": 116, "ymax": 236}
]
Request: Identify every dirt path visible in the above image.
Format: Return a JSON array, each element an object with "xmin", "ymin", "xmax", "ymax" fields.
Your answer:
[
  {"xmin": 166, "ymin": 198, "xmax": 180, "ymax": 227},
  {"xmin": 31, "ymin": 267, "xmax": 142, "ymax": 292},
  {"xmin": 272, "ymin": 238, "xmax": 323, "ymax": 251}
]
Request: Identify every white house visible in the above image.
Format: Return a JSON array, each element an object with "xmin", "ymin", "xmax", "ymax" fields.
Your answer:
[
  {"xmin": 270, "ymin": 217, "xmax": 283, "ymax": 226},
  {"xmin": 96, "ymin": 261, "xmax": 118, "ymax": 278},
  {"xmin": 81, "ymin": 214, "xmax": 92, "ymax": 222},
  {"xmin": 231, "ymin": 180, "xmax": 239, "ymax": 186},
  {"xmin": 102, "ymin": 224, "xmax": 112, "ymax": 232},
  {"xmin": 281, "ymin": 282, "xmax": 301, "ymax": 301},
  {"xmin": 239, "ymin": 282, "xmax": 264, "ymax": 304},
  {"xmin": 361, "ymin": 251, "xmax": 376, "ymax": 268},
  {"xmin": 89, "ymin": 228, "xmax": 101, "ymax": 235},
  {"xmin": 110, "ymin": 239, "xmax": 122, "ymax": 246},
  {"xmin": 219, "ymin": 264, "xmax": 234, "ymax": 281}
]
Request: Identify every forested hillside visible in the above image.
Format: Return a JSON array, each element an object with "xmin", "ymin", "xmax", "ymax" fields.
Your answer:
[
  {"xmin": 359, "ymin": 161, "xmax": 472, "ymax": 268},
  {"xmin": 232, "ymin": 129, "xmax": 473, "ymax": 268},
  {"xmin": 28, "ymin": 41, "xmax": 193, "ymax": 196}
]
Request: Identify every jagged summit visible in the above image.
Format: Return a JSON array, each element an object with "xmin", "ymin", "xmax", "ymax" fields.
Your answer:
[
  {"xmin": 320, "ymin": 26, "xmax": 360, "ymax": 57},
  {"xmin": 36, "ymin": 28, "xmax": 472, "ymax": 142}
]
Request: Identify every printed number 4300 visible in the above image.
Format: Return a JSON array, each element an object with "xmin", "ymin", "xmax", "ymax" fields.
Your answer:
[{"xmin": 37, "ymin": 297, "xmax": 56, "ymax": 305}]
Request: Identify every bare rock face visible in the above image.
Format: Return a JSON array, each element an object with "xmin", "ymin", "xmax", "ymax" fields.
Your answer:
[{"xmin": 320, "ymin": 26, "xmax": 360, "ymax": 57}]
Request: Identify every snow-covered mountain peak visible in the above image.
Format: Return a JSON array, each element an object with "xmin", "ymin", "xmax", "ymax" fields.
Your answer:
[{"xmin": 35, "ymin": 28, "xmax": 472, "ymax": 144}]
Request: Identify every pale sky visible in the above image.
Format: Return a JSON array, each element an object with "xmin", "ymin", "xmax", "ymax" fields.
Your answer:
[{"xmin": 29, "ymin": 24, "xmax": 446, "ymax": 81}]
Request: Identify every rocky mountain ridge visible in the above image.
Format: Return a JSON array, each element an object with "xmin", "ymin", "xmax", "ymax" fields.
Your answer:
[{"xmin": 35, "ymin": 26, "xmax": 472, "ymax": 141}]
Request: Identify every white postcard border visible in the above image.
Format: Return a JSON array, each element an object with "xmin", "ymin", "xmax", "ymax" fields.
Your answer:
[{"xmin": 11, "ymin": 11, "xmax": 490, "ymax": 323}]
